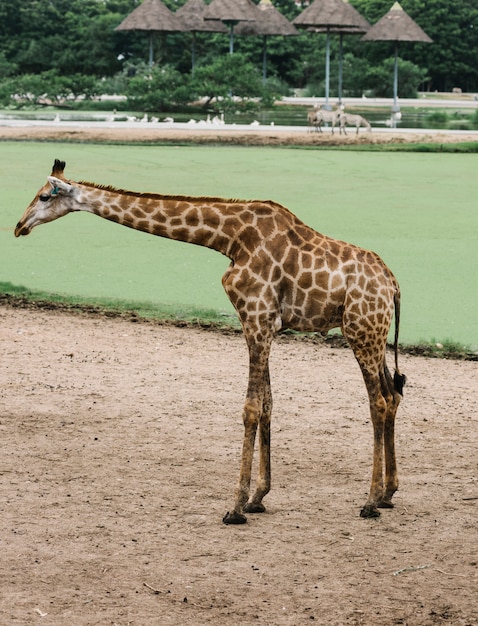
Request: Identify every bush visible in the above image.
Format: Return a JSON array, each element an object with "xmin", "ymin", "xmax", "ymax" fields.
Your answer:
[
  {"xmin": 426, "ymin": 110, "xmax": 450, "ymax": 128},
  {"xmin": 3, "ymin": 71, "xmax": 100, "ymax": 107},
  {"xmin": 470, "ymin": 109, "xmax": 478, "ymax": 129},
  {"xmin": 260, "ymin": 76, "xmax": 290, "ymax": 108},
  {"xmin": 125, "ymin": 64, "xmax": 190, "ymax": 111},
  {"xmin": 190, "ymin": 54, "xmax": 264, "ymax": 112}
]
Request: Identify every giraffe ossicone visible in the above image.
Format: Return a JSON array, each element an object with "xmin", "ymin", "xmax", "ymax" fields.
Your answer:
[{"xmin": 15, "ymin": 159, "xmax": 406, "ymax": 523}]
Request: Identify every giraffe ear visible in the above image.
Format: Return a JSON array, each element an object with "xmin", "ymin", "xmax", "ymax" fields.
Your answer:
[{"xmin": 48, "ymin": 176, "xmax": 73, "ymax": 195}]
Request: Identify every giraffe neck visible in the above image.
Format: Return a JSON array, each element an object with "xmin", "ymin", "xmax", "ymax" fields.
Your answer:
[{"xmin": 77, "ymin": 182, "xmax": 249, "ymax": 258}]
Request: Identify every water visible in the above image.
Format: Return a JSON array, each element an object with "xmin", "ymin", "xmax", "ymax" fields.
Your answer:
[
  {"xmin": 0, "ymin": 106, "xmax": 476, "ymax": 130},
  {"xmin": 228, "ymin": 107, "xmax": 477, "ymax": 130}
]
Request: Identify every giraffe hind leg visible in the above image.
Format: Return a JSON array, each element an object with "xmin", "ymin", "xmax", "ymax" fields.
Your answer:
[
  {"xmin": 377, "ymin": 364, "xmax": 401, "ymax": 509},
  {"xmin": 358, "ymin": 361, "xmax": 401, "ymax": 518}
]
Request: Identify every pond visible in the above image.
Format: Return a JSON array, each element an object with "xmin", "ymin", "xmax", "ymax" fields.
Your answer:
[{"xmin": 0, "ymin": 105, "xmax": 476, "ymax": 131}]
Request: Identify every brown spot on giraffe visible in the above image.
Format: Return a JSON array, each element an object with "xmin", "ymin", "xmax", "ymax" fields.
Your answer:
[{"xmin": 15, "ymin": 159, "xmax": 406, "ymax": 524}]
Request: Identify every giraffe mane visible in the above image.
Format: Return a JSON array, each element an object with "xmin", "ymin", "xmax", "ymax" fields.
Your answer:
[{"xmin": 77, "ymin": 180, "xmax": 292, "ymax": 214}]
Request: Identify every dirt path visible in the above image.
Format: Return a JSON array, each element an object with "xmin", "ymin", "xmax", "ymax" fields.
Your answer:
[
  {"xmin": 1, "ymin": 123, "xmax": 477, "ymax": 146},
  {"xmin": 1, "ymin": 304, "xmax": 477, "ymax": 625}
]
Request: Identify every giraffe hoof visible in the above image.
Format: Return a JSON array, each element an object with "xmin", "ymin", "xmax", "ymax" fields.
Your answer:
[
  {"xmin": 360, "ymin": 505, "xmax": 381, "ymax": 519},
  {"xmin": 244, "ymin": 502, "xmax": 266, "ymax": 514},
  {"xmin": 222, "ymin": 511, "xmax": 247, "ymax": 525},
  {"xmin": 377, "ymin": 500, "xmax": 394, "ymax": 509}
]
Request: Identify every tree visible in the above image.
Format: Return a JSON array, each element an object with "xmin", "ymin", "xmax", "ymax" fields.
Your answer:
[
  {"xmin": 0, "ymin": 0, "xmax": 476, "ymax": 95},
  {"xmin": 0, "ymin": 0, "xmax": 138, "ymax": 77},
  {"xmin": 352, "ymin": 0, "xmax": 478, "ymax": 91}
]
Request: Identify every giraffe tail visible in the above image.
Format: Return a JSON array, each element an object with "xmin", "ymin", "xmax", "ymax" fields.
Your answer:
[{"xmin": 393, "ymin": 289, "xmax": 407, "ymax": 395}]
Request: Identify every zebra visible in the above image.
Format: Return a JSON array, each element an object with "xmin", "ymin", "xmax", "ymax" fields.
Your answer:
[
  {"xmin": 339, "ymin": 113, "xmax": 372, "ymax": 135},
  {"xmin": 307, "ymin": 106, "xmax": 342, "ymax": 134}
]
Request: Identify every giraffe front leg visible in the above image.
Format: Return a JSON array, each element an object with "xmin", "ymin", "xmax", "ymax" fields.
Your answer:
[
  {"xmin": 243, "ymin": 418, "xmax": 270, "ymax": 513},
  {"xmin": 223, "ymin": 327, "xmax": 273, "ymax": 525},
  {"xmin": 223, "ymin": 399, "xmax": 260, "ymax": 525},
  {"xmin": 244, "ymin": 376, "xmax": 272, "ymax": 514},
  {"xmin": 244, "ymin": 403, "xmax": 271, "ymax": 513}
]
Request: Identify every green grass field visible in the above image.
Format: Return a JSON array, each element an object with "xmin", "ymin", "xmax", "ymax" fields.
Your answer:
[{"xmin": 1, "ymin": 142, "xmax": 477, "ymax": 349}]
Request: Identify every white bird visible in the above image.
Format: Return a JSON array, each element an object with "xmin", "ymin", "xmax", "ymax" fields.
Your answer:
[
  {"xmin": 163, "ymin": 116, "xmax": 174, "ymax": 123},
  {"xmin": 212, "ymin": 112, "xmax": 225, "ymax": 125}
]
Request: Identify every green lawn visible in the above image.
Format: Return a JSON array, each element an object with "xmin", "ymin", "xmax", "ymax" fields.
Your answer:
[{"xmin": 1, "ymin": 142, "xmax": 477, "ymax": 348}]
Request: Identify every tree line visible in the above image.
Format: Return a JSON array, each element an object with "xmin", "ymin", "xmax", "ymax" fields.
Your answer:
[{"xmin": 0, "ymin": 0, "xmax": 476, "ymax": 111}]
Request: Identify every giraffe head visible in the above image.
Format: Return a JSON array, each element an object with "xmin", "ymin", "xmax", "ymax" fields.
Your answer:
[{"xmin": 15, "ymin": 159, "xmax": 78, "ymax": 237}]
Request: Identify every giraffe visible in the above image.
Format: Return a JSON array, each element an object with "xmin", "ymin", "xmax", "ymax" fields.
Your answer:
[{"xmin": 15, "ymin": 159, "xmax": 406, "ymax": 524}]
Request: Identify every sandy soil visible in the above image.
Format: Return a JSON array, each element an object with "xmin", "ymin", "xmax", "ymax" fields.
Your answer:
[
  {"xmin": 1, "ymin": 302, "xmax": 477, "ymax": 625},
  {"xmin": 1, "ymin": 123, "xmax": 477, "ymax": 146}
]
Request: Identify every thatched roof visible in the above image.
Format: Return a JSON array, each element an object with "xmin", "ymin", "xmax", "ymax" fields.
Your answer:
[
  {"xmin": 293, "ymin": 0, "xmax": 369, "ymax": 30},
  {"xmin": 176, "ymin": 0, "xmax": 227, "ymax": 33},
  {"xmin": 115, "ymin": 0, "xmax": 184, "ymax": 33},
  {"xmin": 236, "ymin": 0, "xmax": 298, "ymax": 36},
  {"xmin": 203, "ymin": 0, "xmax": 260, "ymax": 24},
  {"xmin": 362, "ymin": 2, "xmax": 432, "ymax": 43}
]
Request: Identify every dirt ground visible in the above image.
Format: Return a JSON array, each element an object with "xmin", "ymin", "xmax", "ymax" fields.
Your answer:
[
  {"xmin": 1, "ymin": 123, "xmax": 477, "ymax": 146},
  {"xmin": 1, "ymin": 302, "xmax": 477, "ymax": 626}
]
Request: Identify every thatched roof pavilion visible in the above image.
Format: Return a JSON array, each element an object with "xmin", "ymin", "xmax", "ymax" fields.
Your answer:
[
  {"xmin": 361, "ymin": 1, "xmax": 432, "ymax": 43},
  {"xmin": 203, "ymin": 0, "xmax": 261, "ymax": 53},
  {"xmin": 176, "ymin": 0, "xmax": 226, "ymax": 33},
  {"xmin": 176, "ymin": 0, "xmax": 227, "ymax": 70},
  {"xmin": 294, "ymin": 0, "xmax": 370, "ymax": 104},
  {"xmin": 235, "ymin": 0, "xmax": 298, "ymax": 82},
  {"xmin": 115, "ymin": 0, "xmax": 185, "ymax": 66},
  {"xmin": 362, "ymin": 2, "xmax": 432, "ymax": 114},
  {"xmin": 236, "ymin": 0, "xmax": 298, "ymax": 37}
]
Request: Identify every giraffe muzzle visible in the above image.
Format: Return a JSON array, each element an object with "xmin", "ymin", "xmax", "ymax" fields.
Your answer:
[{"xmin": 14, "ymin": 221, "xmax": 30, "ymax": 237}]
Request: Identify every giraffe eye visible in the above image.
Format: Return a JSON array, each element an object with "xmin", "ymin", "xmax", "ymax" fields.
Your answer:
[{"xmin": 39, "ymin": 193, "xmax": 50, "ymax": 202}]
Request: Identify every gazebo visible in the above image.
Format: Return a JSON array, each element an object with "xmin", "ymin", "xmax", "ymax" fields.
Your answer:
[
  {"xmin": 362, "ymin": 2, "xmax": 432, "ymax": 121},
  {"xmin": 176, "ymin": 0, "xmax": 227, "ymax": 71},
  {"xmin": 307, "ymin": 22, "xmax": 370, "ymax": 104},
  {"xmin": 294, "ymin": 0, "xmax": 370, "ymax": 106},
  {"xmin": 115, "ymin": 0, "xmax": 185, "ymax": 67},
  {"xmin": 235, "ymin": 0, "xmax": 298, "ymax": 83},
  {"xmin": 203, "ymin": 0, "xmax": 260, "ymax": 55}
]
